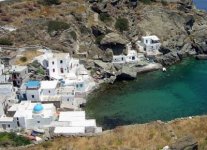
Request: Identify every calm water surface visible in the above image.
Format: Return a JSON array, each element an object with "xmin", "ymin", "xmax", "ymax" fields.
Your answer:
[{"xmin": 86, "ymin": 59, "xmax": 207, "ymax": 129}]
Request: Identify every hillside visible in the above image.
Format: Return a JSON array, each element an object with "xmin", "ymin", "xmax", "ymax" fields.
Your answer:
[
  {"xmin": 9, "ymin": 115, "xmax": 207, "ymax": 150},
  {"xmin": 0, "ymin": 0, "xmax": 207, "ymax": 66}
]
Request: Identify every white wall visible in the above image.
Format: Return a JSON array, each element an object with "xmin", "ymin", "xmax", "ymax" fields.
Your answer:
[
  {"xmin": 25, "ymin": 115, "xmax": 53, "ymax": 129},
  {"xmin": 26, "ymin": 89, "xmax": 41, "ymax": 101},
  {"xmin": 41, "ymin": 89, "xmax": 56, "ymax": 96},
  {"xmin": 112, "ymin": 55, "xmax": 126, "ymax": 64},
  {"xmin": 0, "ymin": 121, "xmax": 16, "ymax": 130}
]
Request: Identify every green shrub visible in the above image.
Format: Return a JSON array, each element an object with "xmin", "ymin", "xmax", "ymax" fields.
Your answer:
[
  {"xmin": 47, "ymin": 21, "xmax": 70, "ymax": 33},
  {"xmin": 0, "ymin": 38, "xmax": 13, "ymax": 45},
  {"xmin": 70, "ymin": 31, "xmax": 77, "ymax": 41},
  {"xmin": 139, "ymin": 0, "xmax": 152, "ymax": 4},
  {"xmin": 161, "ymin": 0, "xmax": 168, "ymax": 6},
  {"xmin": 95, "ymin": 35, "xmax": 104, "ymax": 44},
  {"xmin": 20, "ymin": 57, "xmax": 27, "ymax": 62},
  {"xmin": 0, "ymin": 132, "xmax": 31, "ymax": 147},
  {"xmin": 115, "ymin": 18, "xmax": 129, "ymax": 32},
  {"xmin": 42, "ymin": 0, "xmax": 61, "ymax": 5},
  {"xmin": 99, "ymin": 13, "xmax": 111, "ymax": 23},
  {"xmin": 37, "ymin": 68, "xmax": 45, "ymax": 75}
]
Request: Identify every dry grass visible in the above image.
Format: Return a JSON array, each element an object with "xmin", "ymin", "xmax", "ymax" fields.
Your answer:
[
  {"xmin": 0, "ymin": 0, "xmax": 86, "ymax": 27},
  {"xmin": 21, "ymin": 116, "xmax": 207, "ymax": 150},
  {"xmin": 14, "ymin": 50, "xmax": 43, "ymax": 66},
  {"xmin": 19, "ymin": 116, "xmax": 207, "ymax": 150}
]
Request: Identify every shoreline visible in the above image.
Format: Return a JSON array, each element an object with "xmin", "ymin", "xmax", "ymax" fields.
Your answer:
[{"xmin": 85, "ymin": 56, "xmax": 207, "ymax": 129}]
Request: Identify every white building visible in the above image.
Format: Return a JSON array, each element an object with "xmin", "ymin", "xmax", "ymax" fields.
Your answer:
[
  {"xmin": 0, "ymin": 63, "xmax": 10, "ymax": 83},
  {"xmin": 9, "ymin": 65, "xmax": 28, "ymax": 87},
  {"xmin": 0, "ymin": 102, "xmax": 101, "ymax": 134},
  {"xmin": 0, "ymin": 101, "xmax": 56, "ymax": 130},
  {"xmin": 0, "ymin": 83, "xmax": 18, "ymax": 117},
  {"xmin": 25, "ymin": 81, "xmax": 41, "ymax": 101},
  {"xmin": 48, "ymin": 53, "xmax": 80, "ymax": 80},
  {"xmin": 54, "ymin": 111, "xmax": 101, "ymax": 135},
  {"xmin": 136, "ymin": 35, "xmax": 162, "ymax": 56},
  {"xmin": 112, "ymin": 43, "xmax": 139, "ymax": 64}
]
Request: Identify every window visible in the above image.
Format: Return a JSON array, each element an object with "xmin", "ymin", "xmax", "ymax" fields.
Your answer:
[
  {"xmin": 49, "ymin": 90, "xmax": 51, "ymax": 93},
  {"xmin": 37, "ymin": 121, "xmax": 40, "ymax": 123},
  {"xmin": 60, "ymin": 60, "xmax": 63, "ymax": 64},
  {"xmin": 76, "ymin": 84, "xmax": 79, "ymax": 88},
  {"xmin": 80, "ymin": 84, "xmax": 83, "ymax": 88},
  {"xmin": 8, "ymin": 124, "xmax": 10, "ymax": 128},
  {"xmin": 32, "ymin": 95, "xmax": 34, "ymax": 98},
  {"xmin": 52, "ymin": 61, "xmax": 54, "ymax": 65},
  {"xmin": 60, "ymin": 68, "xmax": 64, "ymax": 73},
  {"xmin": 132, "ymin": 56, "xmax": 135, "ymax": 60},
  {"xmin": 53, "ymin": 69, "xmax": 55, "ymax": 72}
]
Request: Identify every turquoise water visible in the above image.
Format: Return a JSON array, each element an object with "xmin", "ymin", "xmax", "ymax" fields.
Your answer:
[{"xmin": 86, "ymin": 59, "xmax": 207, "ymax": 129}]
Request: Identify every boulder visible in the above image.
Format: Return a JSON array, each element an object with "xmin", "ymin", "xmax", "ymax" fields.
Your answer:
[
  {"xmin": 117, "ymin": 64, "xmax": 137, "ymax": 80},
  {"xmin": 100, "ymin": 32, "xmax": 128, "ymax": 45},
  {"xmin": 170, "ymin": 135, "xmax": 198, "ymax": 150},
  {"xmin": 195, "ymin": 54, "xmax": 207, "ymax": 60},
  {"xmin": 155, "ymin": 52, "xmax": 181, "ymax": 66},
  {"xmin": 102, "ymin": 48, "xmax": 113, "ymax": 62}
]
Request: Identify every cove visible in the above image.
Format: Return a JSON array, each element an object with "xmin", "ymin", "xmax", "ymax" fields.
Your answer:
[{"xmin": 85, "ymin": 59, "xmax": 207, "ymax": 129}]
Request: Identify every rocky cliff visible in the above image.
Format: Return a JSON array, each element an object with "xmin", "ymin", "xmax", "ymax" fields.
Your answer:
[{"xmin": 0, "ymin": 0, "xmax": 206, "ymax": 66}]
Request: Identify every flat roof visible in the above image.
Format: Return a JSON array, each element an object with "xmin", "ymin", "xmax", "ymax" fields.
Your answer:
[
  {"xmin": 142, "ymin": 35, "xmax": 160, "ymax": 40},
  {"xmin": 0, "ymin": 117, "xmax": 13, "ymax": 122},
  {"xmin": 41, "ymin": 80, "xmax": 58, "ymax": 89},
  {"xmin": 59, "ymin": 111, "xmax": 85, "ymax": 122},
  {"xmin": 69, "ymin": 120, "xmax": 96, "ymax": 127},
  {"xmin": 26, "ymin": 81, "xmax": 40, "ymax": 88},
  {"xmin": 0, "ymin": 83, "xmax": 13, "ymax": 95},
  {"xmin": 53, "ymin": 53, "xmax": 70, "ymax": 59},
  {"xmin": 54, "ymin": 127, "xmax": 85, "ymax": 134},
  {"xmin": 10, "ymin": 65, "xmax": 27, "ymax": 73}
]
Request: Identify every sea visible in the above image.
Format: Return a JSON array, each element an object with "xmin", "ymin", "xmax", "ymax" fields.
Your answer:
[{"xmin": 86, "ymin": 0, "xmax": 207, "ymax": 129}]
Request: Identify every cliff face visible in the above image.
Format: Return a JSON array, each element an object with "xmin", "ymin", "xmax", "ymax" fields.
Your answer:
[{"xmin": 0, "ymin": 0, "xmax": 206, "ymax": 65}]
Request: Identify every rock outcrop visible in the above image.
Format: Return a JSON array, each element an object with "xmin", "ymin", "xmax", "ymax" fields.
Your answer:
[{"xmin": 170, "ymin": 135, "xmax": 198, "ymax": 150}]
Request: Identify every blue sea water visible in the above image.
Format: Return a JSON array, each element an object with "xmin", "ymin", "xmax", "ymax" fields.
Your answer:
[
  {"xmin": 193, "ymin": 0, "xmax": 207, "ymax": 11},
  {"xmin": 86, "ymin": 59, "xmax": 207, "ymax": 129}
]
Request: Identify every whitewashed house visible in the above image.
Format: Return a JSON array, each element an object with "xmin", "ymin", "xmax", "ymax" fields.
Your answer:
[
  {"xmin": 112, "ymin": 43, "xmax": 139, "ymax": 64},
  {"xmin": 0, "ymin": 102, "xmax": 101, "ymax": 134},
  {"xmin": 0, "ymin": 83, "xmax": 18, "ymax": 117},
  {"xmin": 9, "ymin": 65, "xmax": 28, "ymax": 87},
  {"xmin": 0, "ymin": 101, "xmax": 56, "ymax": 130},
  {"xmin": 48, "ymin": 53, "xmax": 80, "ymax": 80},
  {"xmin": 25, "ymin": 81, "xmax": 41, "ymax": 101},
  {"xmin": 136, "ymin": 35, "xmax": 162, "ymax": 56},
  {"xmin": 40, "ymin": 80, "xmax": 59, "ymax": 97}
]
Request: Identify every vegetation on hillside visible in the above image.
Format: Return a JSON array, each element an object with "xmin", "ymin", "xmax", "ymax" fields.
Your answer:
[
  {"xmin": 24, "ymin": 116, "xmax": 207, "ymax": 150},
  {"xmin": 0, "ymin": 38, "xmax": 13, "ymax": 46},
  {"xmin": 99, "ymin": 13, "xmax": 112, "ymax": 23},
  {"xmin": 42, "ymin": 0, "xmax": 61, "ymax": 5},
  {"xmin": 115, "ymin": 18, "xmax": 129, "ymax": 32},
  {"xmin": 47, "ymin": 20, "xmax": 70, "ymax": 33},
  {"xmin": 0, "ymin": 132, "xmax": 31, "ymax": 147}
]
